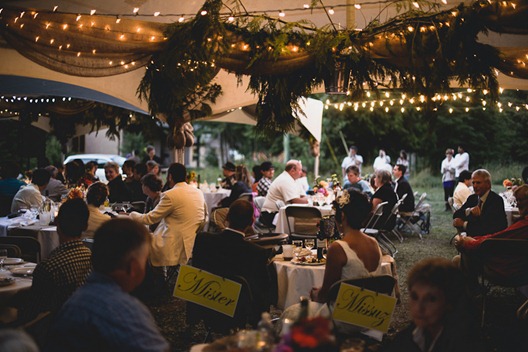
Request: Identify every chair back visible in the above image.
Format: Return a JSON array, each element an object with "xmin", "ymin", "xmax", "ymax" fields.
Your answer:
[
  {"xmin": 414, "ymin": 192, "xmax": 427, "ymax": 210},
  {"xmin": 209, "ymin": 207, "xmax": 229, "ymax": 233},
  {"xmin": 285, "ymin": 206, "xmax": 322, "ymax": 240},
  {"xmin": 81, "ymin": 238, "xmax": 94, "ymax": 250},
  {"xmin": 0, "ymin": 236, "xmax": 41, "ymax": 262},
  {"xmin": 275, "ymin": 200, "xmax": 286, "ymax": 211},
  {"xmin": 238, "ymin": 193, "xmax": 253, "ymax": 203},
  {"xmin": 0, "ymin": 243, "xmax": 22, "ymax": 257},
  {"xmin": 447, "ymin": 197, "xmax": 456, "ymax": 212},
  {"xmin": 186, "ymin": 273, "xmax": 257, "ymax": 335},
  {"xmin": 253, "ymin": 196, "xmax": 266, "ymax": 211},
  {"xmin": 479, "ymin": 238, "xmax": 528, "ymax": 287},
  {"xmin": 363, "ymin": 202, "xmax": 388, "ymax": 230}
]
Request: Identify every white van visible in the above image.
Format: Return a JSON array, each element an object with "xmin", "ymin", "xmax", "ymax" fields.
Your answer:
[{"xmin": 63, "ymin": 154, "xmax": 127, "ymax": 182}]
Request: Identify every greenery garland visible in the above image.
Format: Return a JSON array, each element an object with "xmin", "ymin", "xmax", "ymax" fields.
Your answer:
[{"xmin": 137, "ymin": 0, "xmax": 501, "ymax": 137}]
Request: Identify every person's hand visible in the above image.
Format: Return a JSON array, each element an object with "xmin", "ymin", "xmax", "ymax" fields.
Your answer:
[
  {"xmin": 453, "ymin": 235, "xmax": 464, "ymax": 250},
  {"xmin": 469, "ymin": 206, "xmax": 481, "ymax": 217},
  {"xmin": 310, "ymin": 287, "xmax": 321, "ymax": 302},
  {"xmin": 453, "ymin": 218, "xmax": 465, "ymax": 228}
]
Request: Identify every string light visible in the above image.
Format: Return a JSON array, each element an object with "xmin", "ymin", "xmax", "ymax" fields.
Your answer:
[
  {"xmin": 328, "ymin": 8, "xmax": 335, "ymax": 15},
  {"xmin": 279, "ymin": 10, "xmax": 285, "ymax": 17}
]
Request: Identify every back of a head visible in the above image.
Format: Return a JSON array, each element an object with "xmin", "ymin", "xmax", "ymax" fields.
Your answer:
[
  {"xmin": 514, "ymin": 184, "xmax": 528, "ymax": 215},
  {"xmin": 31, "ymin": 168, "xmax": 51, "ymax": 187},
  {"xmin": 522, "ymin": 166, "xmax": 528, "ymax": 184},
  {"xmin": 141, "ymin": 173, "xmax": 163, "ymax": 192},
  {"xmin": 227, "ymin": 199, "xmax": 254, "ymax": 230},
  {"xmin": 407, "ymin": 257, "xmax": 465, "ymax": 306},
  {"xmin": 375, "ymin": 169, "xmax": 391, "ymax": 184},
  {"xmin": 252, "ymin": 165, "xmax": 262, "ymax": 182},
  {"xmin": 168, "ymin": 163, "xmax": 186, "ymax": 183},
  {"xmin": 335, "ymin": 189, "xmax": 371, "ymax": 229},
  {"xmin": 285, "ymin": 160, "xmax": 300, "ymax": 172},
  {"xmin": 86, "ymin": 182, "xmax": 109, "ymax": 207},
  {"xmin": 56, "ymin": 198, "xmax": 89, "ymax": 238},
  {"xmin": 92, "ymin": 218, "xmax": 150, "ymax": 275},
  {"xmin": 458, "ymin": 170, "xmax": 472, "ymax": 183},
  {"xmin": 123, "ymin": 159, "xmax": 136, "ymax": 170}
]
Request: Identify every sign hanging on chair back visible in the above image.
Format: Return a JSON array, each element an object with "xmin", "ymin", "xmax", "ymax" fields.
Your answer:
[
  {"xmin": 174, "ymin": 265, "xmax": 241, "ymax": 317},
  {"xmin": 332, "ymin": 283, "xmax": 397, "ymax": 332}
]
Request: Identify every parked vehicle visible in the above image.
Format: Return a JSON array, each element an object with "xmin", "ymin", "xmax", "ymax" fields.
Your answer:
[{"xmin": 63, "ymin": 154, "xmax": 127, "ymax": 182}]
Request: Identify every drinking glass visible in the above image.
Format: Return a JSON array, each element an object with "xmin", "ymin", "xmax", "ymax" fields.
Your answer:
[
  {"xmin": 0, "ymin": 249, "xmax": 7, "ymax": 272},
  {"xmin": 304, "ymin": 239, "xmax": 315, "ymax": 252},
  {"xmin": 292, "ymin": 240, "xmax": 303, "ymax": 258}
]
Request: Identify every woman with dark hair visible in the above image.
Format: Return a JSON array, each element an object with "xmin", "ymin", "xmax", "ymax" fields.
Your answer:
[
  {"xmin": 84, "ymin": 182, "xmax": 111, "ymax": 238},
  {"xmin": 83, "ymin": 161, "xmax": 99, "ymax": 186},
  {"xmin": 251, "ymin": 165, "xmax": 262, "ymax": 193},
  {"xmin": 383, "ymin": 258, "xmax": 482, "ymax": 352},
  {"xmin": 64, "ymin": 160, "xmax": 85, "ymax": 188},
  {"xmin": 141, "ymin": 173, "xmax": 163, "ymax": 213},
  {"xmin": 310, "ymin": 189, "xmax": 384, "ymax": 302},
  {"xmin": 371, "ymin": 169, "xmax": 398, "ymax": 230},
  {"xmin": 218, "ymin": 164, "xmax": 251, "ymax": 208},
  {"xmin": 397, "ymin": 149, "xmax": 410, "ymax": 178}
]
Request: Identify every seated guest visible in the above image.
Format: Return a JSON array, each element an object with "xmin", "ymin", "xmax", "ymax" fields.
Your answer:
[
  {"xmin": 11, "ymin": 168, "xmax": 50, "ymax": 213},
  {"xmin": 45, "ymin": 218, "xmax": 169, "ymax": 351},
  {"xmin": 453, "ymin": 169, "xmax": 507, "ymax": 237},
  {"xmin": 220, "ymin": 161, "xmax": 236, "ymax": 189},
  {"xmin": 453, "ymin": 185, "xmax": 528, "ymax": 289},
  {"xmin": 257, "ymin": 161, "xmax": 275, "ymax": 197},
  {"xmin": 296, "ymin": 168, "xmax": 310, "ymax": 194},
  {"xmin": 383, "ymin": 258, "xmax": 482, "ymax": 352},
  {"xmin": 311, "ymin": 189, "xmax": 384, "ymax": 303},
  {"xmin": 343, "ymin": 165, "xmax": 372, "ymax": 198},
  {"xmin": 122, "ymin": 160, "xmax": 136, "ymax": 181},
  {"xmin": 128, "ymin": 163, "xmax": 148, "ymax": 199},
  {"xmin": 130, "ymin": 163, "xmax": 205, "ymax": 267},
  {"xmin": 193, "ymin": 199, "xmax": 273, "ymax": 324},
  {"xmin": 18, "ymin": 198, "xmax": 91, "ymax": 325},
  {"xmin": 370, "ymin": 169, "xmax": 398, "ymax": 230},
  {"xmin": 260, "ymin": 160, "xmax": 308, "ymax": 226},
  {"xmin": 42, "ymin": 165, "xmax": 68, "ymax": 202},
  {"xmin": 219, "ymin": 164, "xmax": 251, "ymax": 208},
  {"xmin": 83, "ymin": 182, "xmax": 111, "ymax": 239},
  {"xmin": 104, "ymin": 161, "xmax": 131, "ymax": 203},
  {"xmin": 64, "ymin": 160, "xmax": 85, "ymax": 188},
  {"xmin": 83, "ymin": 161, "xmax": 99, "ymax": 185},
  {"xmin": 453, "ymin": 170, "xmax": 472, "ymax": 210},
  {"xmin": 141, "ymin": 173, "xmax": 163, "ymax": 232},
  {"xmin": 251, "ymin": 164, "xmax": 262, "ymax": 193},
  {"xmin": 146, "ymin": 160, "xmax": 160, "ymax": 176},
  {"xmin": 0, "ymin": 161, "xmax": 26, "ymax": 215},
  {"xmin": 143, "ymin": 144, "xmax": 163, "ymax": 165},
  {"xmin": 393, "ymin": 164, "xmax": 415, "ymax": 213}
]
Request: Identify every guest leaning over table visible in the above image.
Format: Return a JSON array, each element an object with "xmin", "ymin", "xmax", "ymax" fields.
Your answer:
[
  {"xmin": 382, "ymin": 258, "xmax": 483, "ymax": 352},
  {"xmin": 280, "ymin": 190, "xmax": 385, "ymax": 336},
  {"xmin": 44, "ymin": 218, "xmax": 170, "ymax": 352},
  {"xmin": 129, "ymin": 163, "xmax": 205, "ymax": 268},
  {"xmin": 17, "ymin": 199, "xmax": 91, "ymax": 334}
]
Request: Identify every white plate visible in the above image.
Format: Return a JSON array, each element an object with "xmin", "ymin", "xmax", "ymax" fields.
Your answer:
[
  {"xmin": 10, "ymin": 267, "xmax": 34, "ymax": 276},
  {"xmin": 3, "ymin": 258, "xmax": 23, "ymax": 265},
  {"xmin": 291, "ymin": 258, "xmax": 326, "ymax": 266}
]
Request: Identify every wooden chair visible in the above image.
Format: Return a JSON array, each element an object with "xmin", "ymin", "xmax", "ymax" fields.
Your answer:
[
  {"xmin": 0, "ymin": 243, "xmax": 22, "ymax": 258},
  {"xmin": 326, "ymin": 275, "xmax": 396, "ymax": 339},
  {"xmin": 478, "ymin": 238, "xmax": 528, "ymax": 327},
  {"xmin": 0, "ymin": 236, "xmax": 41, "ymax": 263},
  {"xmin": 285, "ymin": 205, "xmax": 322, "ymax": 241},
  {"xmin": 186, "ymin": 274, "xmax": 256, "ymax": 342}
]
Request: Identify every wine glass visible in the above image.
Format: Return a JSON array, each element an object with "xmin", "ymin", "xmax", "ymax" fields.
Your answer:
[
  {"xmin": 292, "ymin": 240, "xmax": 303, "ymax": 259},
  {"xmin": 0, "ymin": 249, "xmax": 7, "ymax": 272},
  {"xmin": 304, "ymin": 239, "xmax": 315, "ymax": 253}
]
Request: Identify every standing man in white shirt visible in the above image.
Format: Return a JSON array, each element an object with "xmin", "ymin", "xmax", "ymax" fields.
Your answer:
[
  {"xmin": 373, "ymin": 149, "xmax": 391, "ymax": 172},
  {"xmin": 259, "ymin": 160, "xmax": 308, "ymax": 226},
  {"xmin": 441, "ymin": 148, "xmax": 456, "ymax": 211},
  {"xmin": 453, "ymin": 145, "xmax": 470, "ymax": 178},
  {"xmin": 341, "ymin": 146, "xmax": 363, "ymax": 179}
]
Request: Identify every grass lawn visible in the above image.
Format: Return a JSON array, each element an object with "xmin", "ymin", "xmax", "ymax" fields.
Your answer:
[{"xmin": 148, "ymin": 184, "xmax": 528, "ymax": 351}]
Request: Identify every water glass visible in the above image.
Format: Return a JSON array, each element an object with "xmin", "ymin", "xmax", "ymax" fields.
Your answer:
[
  {"xmin": 292, "ymin": 240, "xmax": 303, "ymax": 258},
  {"xmin": 304, "ymin": 239, "xmax": 315, "ymax": 252},
  {"xmin": 0, "ymin": 249, "xmax": 7, "ymax": 272}
]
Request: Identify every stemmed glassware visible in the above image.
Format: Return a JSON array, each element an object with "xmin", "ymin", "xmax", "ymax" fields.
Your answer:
[
  {"xmin": 304, "ymin": 239, "xmax": 315, "ymax": 253},
  {"xmin": 292, "ymin": 240, "xmax": 303, "ymax": 259},
  {"xmin": 0, "ymin": 249, "xmax": 8, "ymax": 272}
]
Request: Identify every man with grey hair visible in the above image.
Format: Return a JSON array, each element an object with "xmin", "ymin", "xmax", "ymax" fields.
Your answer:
[
  {"xmin": 259, "ymin": 160, "xmax": 308, "ymax": 226},
  {"xmin": 453, "ymin": 169, "xmax": 507, "ymax": 237}
]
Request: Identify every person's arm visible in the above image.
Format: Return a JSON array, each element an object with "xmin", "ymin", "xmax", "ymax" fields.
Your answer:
[
  {"xmin": 289, "ymin": 197, "xmax": 308, "ymax": 204},
  {"xmin": 311, "ymin": 241, "xmax": 347, "ymax": 303},
  {"xmin": 372, "ymin": 196, "xmax": 382, "ymax": 212},
  {"xmin": 129, "ymin": 192, "xmax": 173, "ymax": 225}
]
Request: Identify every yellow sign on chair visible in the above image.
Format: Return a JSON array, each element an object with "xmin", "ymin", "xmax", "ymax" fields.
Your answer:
[
  {"xmin": 332, "ymin": 283, "xmax": 397, "ymax": 333},
  {"xmin": 174, "ymin": 265, "xmax": 241, "ymax": 317}
]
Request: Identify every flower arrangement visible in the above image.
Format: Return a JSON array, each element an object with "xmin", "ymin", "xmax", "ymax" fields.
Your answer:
[
  {"xmin": 67, "ymin": 186, "xmax": 85, "ymax": 200},
  {"xmin": 329, "ymin": 174, "xmax": 340, "ymax": 190},
  {"xmin": 503, "ymin": 178, "xmax": 524, "ymax": 189},
  {"xmin": 187, "ymin": 171, "xmax": 197, "ymax": 183},
  {"xmin": 275, "ymin": 317, "xmax": 337, "ymax": 352},
  {"xmin": 313, "ymin": 177, "xmax": 329, "ymax": 196}
]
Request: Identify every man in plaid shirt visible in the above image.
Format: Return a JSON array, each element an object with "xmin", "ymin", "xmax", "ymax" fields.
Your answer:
[{"xmin": 256, "ymin": 161, "xmax": 275, "ymax": 197}]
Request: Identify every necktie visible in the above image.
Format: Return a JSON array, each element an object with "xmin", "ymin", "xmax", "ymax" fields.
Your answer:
[{"xmin": 478, "ymin": 197, "xmax": 483, "ymax": 210}]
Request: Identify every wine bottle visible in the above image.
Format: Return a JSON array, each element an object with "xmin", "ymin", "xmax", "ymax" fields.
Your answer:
[{"xmin": 316, "ymin": 238, "xmax": 327, "ymax": 260}]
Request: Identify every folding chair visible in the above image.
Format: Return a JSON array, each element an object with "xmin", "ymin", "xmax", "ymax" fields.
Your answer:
[
  {"xmin": 0, "ymin": 236, "xmax": 41, "ymax": 263},
  {"xmin": 186, "ymin": 274, "xmax": 257, "ymax": 342},
  {"xmin": 285, "ymin": 205, "xmax": 322, "ymax": 241},
  {"xmin": 478, "ymin": 238, "xmax": 528, "ymax": 327},
  {"xmin": 362, "ymin": 202, "xmax": 398, "ymax": 257},
  {"xmin": 253, "ymin": 196, "xmax": 276, "ymax": 234},
  {"xmin": 0, "ymin": 243, "xmax": 22, "ymax": 258},
  {"xmin": 326, "ymin": 275, "xmax": 396, "ymax": 341},
  {"xmin": 447, "ymin": 197, "xmax": 456, "ymax": 213},
  {"xmin": 397, "ymin": 192, "xmax": 428, "ymax": 239}
]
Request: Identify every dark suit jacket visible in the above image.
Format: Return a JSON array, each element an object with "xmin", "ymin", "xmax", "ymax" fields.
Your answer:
[
  {"xmin": 192, "ymin": 230, "xmax": 273, "ymax": 318},
  {"xmin": 453, "ymin": 191, "xmax": 507, "ymax": 237},
  {"xmin": 395, "ymin": 177, "xmax": 415, "ymax": 212}
]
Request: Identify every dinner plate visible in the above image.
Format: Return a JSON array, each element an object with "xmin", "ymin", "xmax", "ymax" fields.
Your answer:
[
  {"xmin": 291, "ymin": 259, "xmax": 326, "ymax": 266},
  {"xmin": 0, "ymin": 277, "xmax": 15, "ymax": 287},
  {"xmin": 3, "ymin": 258, "xmax": 23, "ymax": 265},
  {"xmin": 10, "ymin": 267, "xmax": 34, "ymax": 276}
]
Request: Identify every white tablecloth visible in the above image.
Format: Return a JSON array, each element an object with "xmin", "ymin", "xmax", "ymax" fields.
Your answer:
[
  {"xmin": 505, "ymin": 206, "xmax": 520, "ymax": 226},
  {"xmin": 274, "ymin": 205, "xmax": 334, "ymax": 234},
  {"xmin": 273, "ymin": 256, "xmax": 393, "ymax": 310},
  {"xmin": 202, "ymin": 189, "xmax": 230, "ymax": 214},
  {"xmin": 0, "ymin": 217, "xmax": 59, "ymax": 260}
]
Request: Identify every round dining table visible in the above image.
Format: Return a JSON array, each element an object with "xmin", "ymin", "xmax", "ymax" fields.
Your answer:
[{"xmin": 0, "ymin": 262, "xmax": 34, "ymax": 324}]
